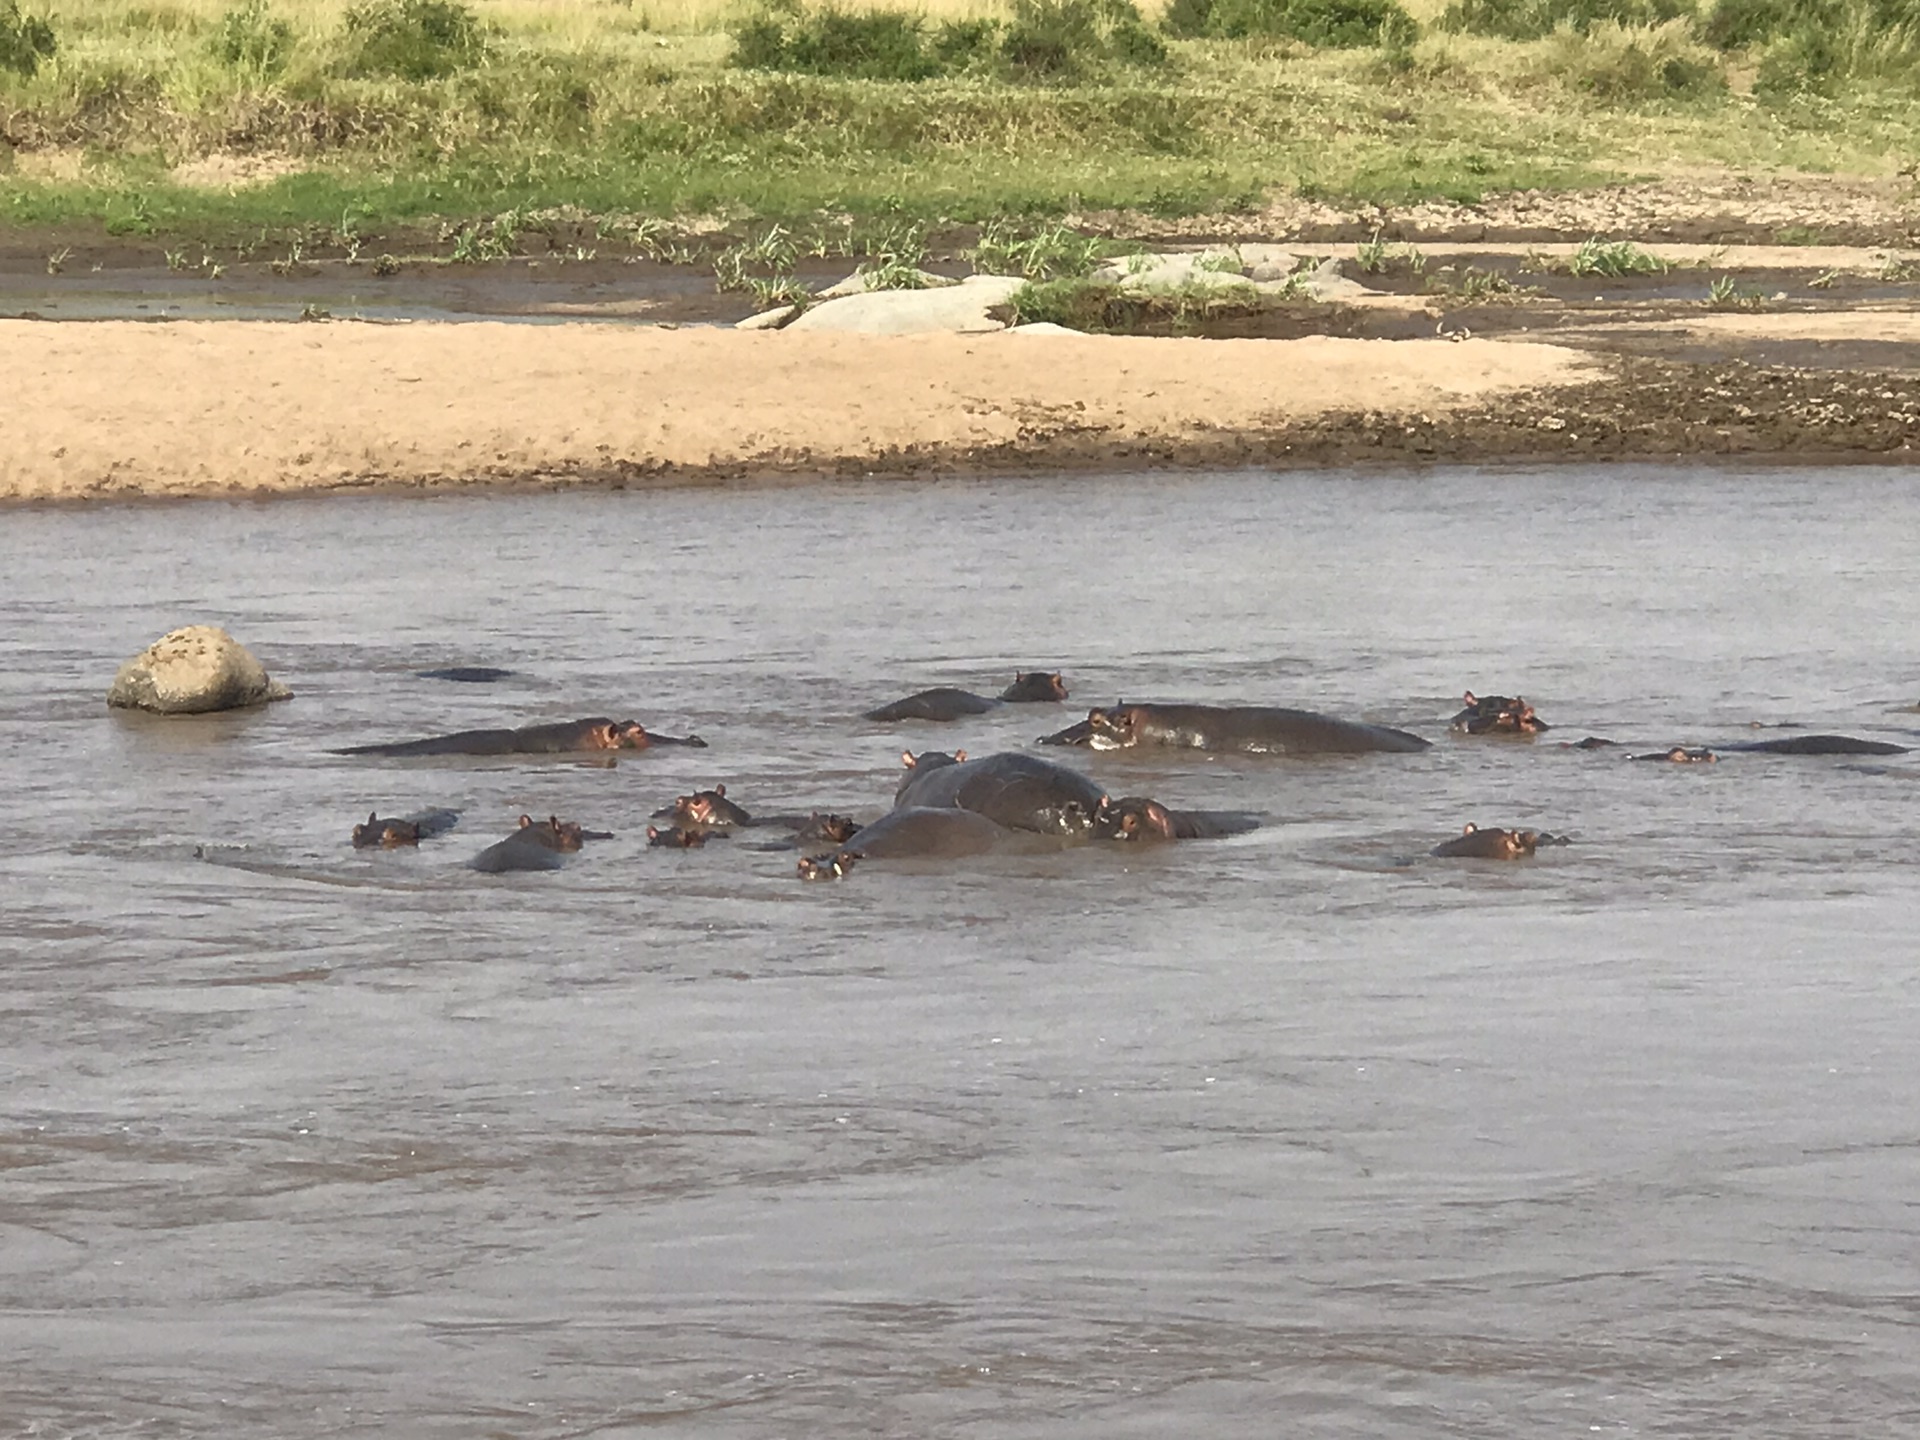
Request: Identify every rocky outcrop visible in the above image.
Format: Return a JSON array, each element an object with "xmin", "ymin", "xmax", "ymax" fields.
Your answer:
[{"xmin": 107, "ymin": 625, "xmax": 292, "ymax": 714}]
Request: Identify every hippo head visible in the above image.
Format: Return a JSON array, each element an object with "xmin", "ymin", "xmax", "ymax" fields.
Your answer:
[
  {"xmin": 896, "ymin": 749, "xmax": 966, "ymax": 801},
  {"xmin": 616, "ymin": 720, "xmax": 707, "ymax": 750},
  {"xmin": 1001, "ymin": 671, "xmax": 1070, "ymax": 703},
  {"xmin": 520, "ymin": 814, "xmax": 587, "ymax": 851},
  {"xmin": 1093, "ymin": 796, "xmax": 1178, "ymax": 842},
  {"xmin": 795, "ymin": 812, "xmax": 862, "ymax": 846},
  {"xmin": 653, "ymin": 784, "xmax": 748, "ymax": 828},
  {"xmin": 796, "ymin": 850, "xmax": 858, "ymax": 881},
  {"xmin": 352, "ymin": 811, "xmax": 420, "ymax": 848},
  {"xmin": 647, "ymin": 824, "xmax": 708, "ymax": 848},
  {"xmin": 1036, "ymin": 704, "xmax": 1138, "ymax": 748},
  {"xmin": 580, "ymin": 721, "xmax": 644, "ymax": 749},
  {"xmin": 901, "ymin": 749, "xmax": 966, "ymax": 772},
  {"xmin": 1453, "ymin": 692, "xmax": 1550, "ymax": 735}
]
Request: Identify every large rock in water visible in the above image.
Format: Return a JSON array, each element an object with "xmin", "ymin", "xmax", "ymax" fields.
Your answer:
[{"xmin": 107, "ymin": 626, "xmax": 292, "ymax": 714}]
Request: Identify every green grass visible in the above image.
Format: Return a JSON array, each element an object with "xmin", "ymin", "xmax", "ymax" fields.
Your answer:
[{"xmin": 2, "ymin": 0, "xmax": 1919, "ymax": 244}]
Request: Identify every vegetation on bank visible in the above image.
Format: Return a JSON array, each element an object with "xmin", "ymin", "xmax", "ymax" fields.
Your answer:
[{"xmin": 0, "ymin": 0, "xmax": 1916, "ymax": 240}]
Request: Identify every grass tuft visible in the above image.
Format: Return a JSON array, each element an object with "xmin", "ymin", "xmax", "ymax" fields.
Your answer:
[
  {"xmin": 341, "ymin": 0, "xmax": 487, "ymax": 80},
  {"xmin": 0, "ymin": 0, "xmax": 56, "ymax": 77}
]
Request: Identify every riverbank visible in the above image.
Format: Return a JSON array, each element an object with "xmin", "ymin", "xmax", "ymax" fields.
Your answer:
[{"xmin": 3, "ymin": 302, "xmax": 1916, "ymax": 503}]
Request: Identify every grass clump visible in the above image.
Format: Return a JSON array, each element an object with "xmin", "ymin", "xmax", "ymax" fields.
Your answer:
[
  {"xmin": 1163, "ymin": 0, "xmax": 1419, "ymax": 47},
  {"xmin": 1567, "ymin": 236, "xmax": 1668, "ymax": 273},
  {"xmin": 210, "ymin": 0, "xmax": 294, "ymax": 77},
  {"xmin": 731, "ymin": 0, "xmax": 1163, "ymax": 80},
  {"xmin": 1440, "ymin": 0, "xmax": 1695, "ymax": 40},
  {"xmin": 730, "ymin": 3, "xmax": 944, "ymax": 79},
  {"xmin": 1000, "ymin": 0, "xmax": 1167, "ymax": 76},
  {"xmin": 1536, "ymin": 18, "xmax": 1725, "ymax": 99},
  {"xmin": 967, "ymin": 219, "xmax": 1112, "ymax": 277},
  {"xmin": 0, "ymin": 0, "xmax": 56, "ymax": 78},
  {"xmin": 341, "ymin": 0, "xmax": 487, "ymax": 80}
]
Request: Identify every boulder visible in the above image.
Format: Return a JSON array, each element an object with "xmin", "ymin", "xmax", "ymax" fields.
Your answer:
[
  {"xmin": 784, "ymin": 275, "xmax": 1026, "ymax": 334},
  {"xmin": 815, "ymin": 268, "xmax": 955, "ymax": 299},
  {"xmin": 735, "ymin": 304, "xmax": 801, "ymax": 331},
  {"xmin": 107, "ymin": 626, "xmax": 292, "ymax": 714}
]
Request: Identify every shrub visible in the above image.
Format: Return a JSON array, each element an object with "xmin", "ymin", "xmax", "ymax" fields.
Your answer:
[
  {"xmin": 1001, "ymin": 0, "xmax": 1166, "ymax": 77},
  {"xmin": 211, "ymin": 0, "xmax": 294, "ymax": 75},
  {"xmin": 341, "ymin": 0, "xmax": 486, "ymax": 80},
  {"xmin": 1537, "ymin": 18, "xmax": 1725, "ymax": 99},
  {"xmin": 729, "ymin": 5, "xmax": 942, "ymax": 78},
  {"xmin": 1439, "ymin": 0, "xmax": 1694, "ymax": 40},
  {"xmin": 1164, "ymin": 0, "xmax": 1418, "ymax": 45},
  {"xmin": 933, "ymin": 16, "xmax": 1002, "ymax": 65},
  {"xmin": 1741, "ymin": 0, "xmax": 1920, "ymax": 92},
  {"xmin": 0, "ymin": 0, "xmax": 56, "ymax": 78}
]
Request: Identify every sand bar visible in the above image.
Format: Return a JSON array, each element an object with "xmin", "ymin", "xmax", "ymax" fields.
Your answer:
[{"xmin": 1, "ymin": 321, "xmax": 1598, "ymax": 502}]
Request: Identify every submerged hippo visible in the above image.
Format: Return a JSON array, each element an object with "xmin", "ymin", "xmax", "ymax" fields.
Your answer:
[
  {"xmin": 1090, "ymin": 797, "xmax": 1262, "ymax": 842},
  {"xmin": 647, "ymin": 825, "xmax": 714, "ymax": 848},
  {"xmin": 1563, "ymin": 736, "xmax": 1621, "ymax": 750},
  {"xmin": 1631, "ymin": 746, "xmax": 1717, "ymax": 763},
  {"xmin": 893, "ymin": 750, "xmax": 1110, "ymax": 836},
  {"xmin": 1451, "ymin": 691, "xmax": 1551, "ymax": 735},
  {"xmin": 416, "ymin": 667, "xmax": 515, "ymax": 684},
  {"xmin": 1429, "ymin": 824, "xmax": 1567, "ymax": 860},
  {"xmin": 1724, "ymin": 734, "xmax": 1910, "ymax": 756},
  {"xmin": 1039, "ymin": 703, "xmax": 1430, "ymax": 755},
  {"xmin": 649, "ymin": 783, "xmax": 817, "ymax": 831},
  {"xmin": 351, "ymin": 808, "xmax": 461, "ymax": 848},
  {"xmin": 863, "ymin": 671, "xmax": 1070, "ymax": 723},
  {"xmin": 797, "ymin": 851, "xmax": 860, "ymax": 881},
  {"xmin": 338, "ymin": 717, "xmax": 705, "ymax": 757},
  {"xmin": 470, "ymin": 814, "xmax": 613, "ymax": 873}
]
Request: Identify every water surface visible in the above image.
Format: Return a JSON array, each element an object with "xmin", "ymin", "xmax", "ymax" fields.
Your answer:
[{"xmin": 3, "ymin": 466, "xmax": 1917, "ymax": 1438}]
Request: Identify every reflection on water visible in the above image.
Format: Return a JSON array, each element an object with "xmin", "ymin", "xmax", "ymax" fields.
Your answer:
[{"xmin": 2, "ymin": 466, "xmax": 1917, "ymax": 1438}]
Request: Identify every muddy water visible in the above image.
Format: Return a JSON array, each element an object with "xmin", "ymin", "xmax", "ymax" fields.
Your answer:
[{"xmin": 3, "ymin": 467, "xmax": 1918, "ymax": 1439}]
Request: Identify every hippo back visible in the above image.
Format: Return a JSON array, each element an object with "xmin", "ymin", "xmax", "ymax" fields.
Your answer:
[
  {"xmin": 894, "ymin": 751, "xmax": 1108, "ymax": 835},
  {"xmin": 848, "ymin": 807, "xmax": 1013, "ymax": 859}
]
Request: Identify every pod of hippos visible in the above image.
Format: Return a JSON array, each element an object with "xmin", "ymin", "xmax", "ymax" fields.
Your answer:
[{"xmin": 116, "ymin": 638, "xmax": 1906, "ymax": 880}]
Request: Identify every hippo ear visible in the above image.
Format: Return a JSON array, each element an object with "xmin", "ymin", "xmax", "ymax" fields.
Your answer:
[
  {"xmin": 1464, "ymin": 691, "xmax": 1478, "ymax": 705},
  {"xmin": 647, "ymin": 826, "xmax": 660, "ymax": 839},
  {"xmin": 519, "ymin": 814, "xmax": 534, "ymax": 828},
  {"xmin": 368, "ymin": 811, "xmax": 378, "ymax": 824},
  {"xmin": 549, "ymin": 815, "xmax": 562, "ymax": 830},
  {"xmin": 901, "ymin": 750, "xmax": 916, "ymax": 769},
  {"xmin": 714, "ymin": 783, "xmax": 726, "ymax": 797},
  {"xmin": 1462, "ymin": 823, "xmax": 1476, "ymax": 834},
  {"xmin": 954, "ymin": 749, "xmax": 967, "ymax": 763}
]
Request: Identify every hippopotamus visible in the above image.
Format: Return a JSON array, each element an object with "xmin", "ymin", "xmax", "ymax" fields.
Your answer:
[
  {"xmin": 1038, "ymin": 703, "xmax": 1430, "ymax": 755},
  {"xmin": 863, "ymin": 671, "xmax": 1070, "ymax": 723},
  {"xmin": 1451, "ymin": 692, "xmax": 1550, "ymax": 735},
  {"xmin": 893, "ymin": 750, "xmax": 1110, "ymax": 836},
  {"xmin": 1631, "ymin": 746, "xmax": 1717, "ymax": 763},
  {"xmin": 649, "ymin": 784, "xmax": 816, "ymax": 831},
  {"xmin": 1724, "ymin": 734, "xmax": 1910, "ymax": 756},
  {"xmin": 647, "ymin": 825, "xmax": 715, "ymax": 848},
  {"xmin": 351, "ymin": 808, "xmax": 460, "ymax": 848},
  {"xmin": 1090, "ymin": 797, "xmax": 1262, "ymax": 841},
  {"xmin": 417, "ymin": 667, "xmax": 514, "ymax": 684},
  {"xmin": 745, "ymin": 812, "xmax": 865, "ymax": 851},
  {"xmin": 338, "ymin": 717, "xmax": 705, "ymax": 757},
  {"xmin": 1429, "ymin": 824, "xmax": 1567, "ymax": 859},
  {"xmin": 1563, "ymin": 736, "xmax": 1620, "ymax": 750},
  {"xmin": 797, "ymin": 851, "xmax": 859, "ymax": 881},
  {"xmin": 470, "ymin": 814, "xmax": 613, "ymax": 873}
]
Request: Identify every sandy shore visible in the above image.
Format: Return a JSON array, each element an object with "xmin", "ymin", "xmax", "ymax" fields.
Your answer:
[{"xmin": 2, "ymin": 321, "xmax": 1595, "ymax": 502}]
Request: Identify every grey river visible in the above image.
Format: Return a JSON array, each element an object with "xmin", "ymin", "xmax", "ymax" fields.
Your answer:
[{"xmin": 2, "ymin": 466, "xmax": 1917, "ymax": 1438}]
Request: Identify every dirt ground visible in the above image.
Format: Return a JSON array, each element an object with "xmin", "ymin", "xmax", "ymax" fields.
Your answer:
[{"xmin": 3, "ymin": 182, "xmax": 1918, "ymax": 502}]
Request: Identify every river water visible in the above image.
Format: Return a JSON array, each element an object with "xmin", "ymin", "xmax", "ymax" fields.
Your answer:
[{"xmin": 2, "ymin": 466, "xmax": 1917, "ymax": 1439}]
